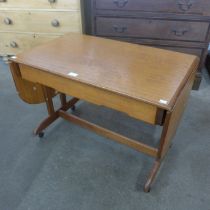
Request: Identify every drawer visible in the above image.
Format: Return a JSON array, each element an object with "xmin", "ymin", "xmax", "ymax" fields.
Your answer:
[
  {"xmin": 104, "ymin": 36, "xmax": 203, "ymax": 56},
  {"xmin": 0, "ymin": 11, "xmax": 82, "ymax": 33},
  {"xmin": 0, "ymin": 33, "xmax": 61, "ymax": 55},
  {"xmin": 157, "ymin": 46, "xmax": 203, "ymax": 57},
  {"xmin": 95, "ymin": 0, "xmax": 210, "ymax": 16},
  {"xmin": 96, "ymin": 17, "xmax": 209, "ymax": 42},
  {"xmin": 0, "ymin": 0, "xmax": 80, "ymax": 10}
]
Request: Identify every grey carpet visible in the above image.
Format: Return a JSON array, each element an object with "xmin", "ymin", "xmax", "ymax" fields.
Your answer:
[{"xmin": 0, "ymin": 59, "xmax": 210, "ymax": 210}]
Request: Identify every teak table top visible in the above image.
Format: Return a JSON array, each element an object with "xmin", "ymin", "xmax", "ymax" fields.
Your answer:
[{"xmin": 12, "ymin": 33, "xmax": 199, "ymax": 111}]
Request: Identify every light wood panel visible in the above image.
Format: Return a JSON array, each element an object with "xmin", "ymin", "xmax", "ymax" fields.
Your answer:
[
  {"xmin": 13, "ymin": 33, "xmax": 199, "ymax": 111},
  {"xmin": 0, "ymin": 0, "xmax": 80, "ymax": 10},
  {"xmin": 0, "ymin": 0, "xmax": 82, "ymax": 56},
  {"xmin": 0, "ymin": 33, "xmax": 60, "ymax": 55},
  {"xmin": 19, "ymin": 64, "xmax": 158, "ymax": 125},
  {"xmin": 158, "ymin": 69, "xmax": 196, "ymax": 159},
  {"xmin": 9, "ymin": 62, "xmax": 56, "ymax": 104},
  {"xmin": 0, "ymin": 10, "xmax": 82, "ymax": 33},
  {"xmin": 59, "ymin": 110, "xmax": 158, "ymax": 157}
]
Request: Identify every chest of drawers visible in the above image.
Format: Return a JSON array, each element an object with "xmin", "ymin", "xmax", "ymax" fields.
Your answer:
[
  {"xmin": 0, "ymin": 0, "xmax": 82, "ymax": 59},
  {"xmin": 82, "ymin": 0, "xmax": 210, "ymax": 89}
]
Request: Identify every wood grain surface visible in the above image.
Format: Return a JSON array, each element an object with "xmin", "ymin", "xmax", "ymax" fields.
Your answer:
[
  {"xmin": 85, "ymin": 0, "xmax": 210, "ymax": 90},
  {"xmin": 9, "ymin": 62, "xmax": 56, "ymax": 104},
  {"xmin": 0, "ymin": 33, "xmax": 60, "ymax": 55},
  {"xmin": 0, "ymin": 0, "xmax": 80, "ymax": 10},
  {"xmin": 19, "ymin": 64, "xmax": 158, "ymax": 124},
  {"xmin": 11, "ymin": 33, "xmax": 199, "ymax": 111},
  {"xmin": 158, "ymin": 69, "xmax": 196, "ymax": 159},
  {"xmin": 0, "ymin": 11, "xmax": 82, "ymax": 33}
]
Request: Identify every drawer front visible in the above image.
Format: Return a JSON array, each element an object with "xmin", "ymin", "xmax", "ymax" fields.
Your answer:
[
  {"xmin": 0, "ymin": 33, "xmax": 61, "ymax": 55},
  {"xmin": 95, "ymin": 0, "xmax": 210, "ymax": 16},
  {"xmin": 0, "ymin": 0, "xmax": 80, "ymax": 10},
  {"xmin": 96, "ymin": 17, "xmax": 209, "ymax": 42},
  {"xmin": 158, "ymin": 46, "xmax": 203, "ymax": 57},
  {"xmin": 0, "ymin": 11, "xmax": 82, "ymax": 33},
  {"xmin": 106, "ymin": 36, "xmax": 203, "ymax": 56}
]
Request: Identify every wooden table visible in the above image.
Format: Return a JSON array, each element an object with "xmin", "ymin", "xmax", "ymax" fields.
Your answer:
[{"xmin": 9, "ymin": 33, "xmax": 199, "ymax": 192}]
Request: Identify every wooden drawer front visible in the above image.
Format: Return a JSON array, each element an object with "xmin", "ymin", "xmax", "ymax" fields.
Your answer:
[
  {"xmin": 0, "ymin": 33, "xmax": 60, "ymax": 55},
  {"xmin": 107, "ymin": 37, "xmax": 203, "ymax": 56},
  {"xmin": 0, "ymin": 0, "xmax": 80, "ymax": 10},
  {"xmin": 96, "ymin": 17, "xmax": 209, "ymax": 42},
  {"xmin": 95, "ymin": 0, "xmax": 210, "ymax": 16},
  {"xmin": 158, "ymin": 46, "xmax": 203, "ymax": 57},
  {"xmin": 0, "ymin": 11, "xmax": 82, "ymax": 33}
]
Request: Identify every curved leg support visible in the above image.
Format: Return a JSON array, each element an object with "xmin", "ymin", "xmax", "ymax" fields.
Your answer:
[
  {"xmin": 34, "ymin": 93, "xmax": 79, "ymax": 136},
  {"xmin": 34, "ymin": 113, "xmax": 59, "ymax": 135},
  {"xmin": 144, "ymin": 160, "xmax": 161, "ymax": 193}
]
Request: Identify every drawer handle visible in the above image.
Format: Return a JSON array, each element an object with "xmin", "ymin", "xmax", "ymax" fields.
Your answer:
[
  {"xmin": 177, "ymin": 0, "xmax": 192, "ymax": 11},
  {"xmin": 0, "ymin": 0, "xmax": 7, "ymax": 2},
  {"xmin": 51, "ymin": 19, "xmax": 60, "ymax": 27},
  {"xmin": 4, "ymin": 17, "xmax": 12, "ymax": 25},
  {"xmin": 10, "ymin": 41, "xmax": 18, "ymax": 48},
  {"xmin": 172, "ymin": 29, "xmax": 188, "ymax": 36},
  {"xmin": 113, "ymin": 0, "xmax": 128, "ymax": 8},
  {"xmin": 48, "ymin": 0, "xmax": 56, "ymax": 3},
  {"xmin": 113, "ymin": 25, "xmax": 127, "ymax": 33}
]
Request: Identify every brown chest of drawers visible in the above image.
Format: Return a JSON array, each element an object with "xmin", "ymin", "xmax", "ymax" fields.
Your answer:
[{"xmin": 81, "ymin": 0, "xmax": 210, "ymax": 89}]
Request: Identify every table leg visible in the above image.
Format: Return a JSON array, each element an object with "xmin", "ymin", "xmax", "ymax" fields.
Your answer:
[
  {"xmin": 34, "ymin": 88, "xmax": 79, "ymax": 137},
  {"xmin": 143, "ymin": 110, "xmax": 174, "ymax": 192},
  {"xmin": 60, "ymin": 93, "xmax": 76, "ymax": 111},
  {"xmin": 144, "ymin": 159, "xmax": 161, "ymax": 192},
  {"xmin": 43, "ymin": 86, "xmax": 55, "ymax": 115},
  {"xmin": 143, "ymin": 68, "xmax": 195, "ymax": 192},
  {"xmin": 60, "ymin": 93, "xmax": 67, "ymax": 107}
]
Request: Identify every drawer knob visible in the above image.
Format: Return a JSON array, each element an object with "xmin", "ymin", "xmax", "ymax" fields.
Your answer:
[
  {"xmin": 172, "ymin": 29, "xmax": 188, "ymax": 36},
  {"xmin": 48, "ymin": 0, "xmax": 56, "ymax": 3},
  {"xmin": 177, "ymin": 0, "xmax": 192, "ymax": 11},
  {"xmin": 113, "ymin": 25, "xmax": 127, "ymax": 33},
  {"xmin": 4, "ymin": 17, "xmax": 12, "ymax": 25},
  {"xmin": 113, "ymin": 0, "xmax": 128, "ymax": 8},
  {"xmin": 10, "ymin": 41, "xmax": 18, "ymax": 48},
  {"xmin": 51, "ymin": 19, "xmax": 60, "ymax": 27}
]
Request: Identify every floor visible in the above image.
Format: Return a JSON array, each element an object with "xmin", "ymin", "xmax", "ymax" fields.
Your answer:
[{"xmin": 0, "ymin": 59, "xmax": 210, "ymax": 210}]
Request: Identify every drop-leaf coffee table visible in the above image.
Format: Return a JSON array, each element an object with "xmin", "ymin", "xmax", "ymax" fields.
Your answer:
[{"xmin": 9, "ymin": 33, "xmax": 199, "ymax": 192}]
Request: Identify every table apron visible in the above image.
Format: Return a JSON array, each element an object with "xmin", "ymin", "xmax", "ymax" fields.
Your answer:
[{"xmin": 19, "ymin": 64, "xmax": 161, "ymax": 125}]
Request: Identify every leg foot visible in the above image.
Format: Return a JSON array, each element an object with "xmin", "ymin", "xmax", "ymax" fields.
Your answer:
[
  {"xmin": 34, "ymin": 97, "xmax": 79, "ymax": 136},
  {"xmin": 144, "ymin": 186, "xmax": 151, "ymax": 193},
  {"xmin": 34, "ymin": 113, "xmax": 59, "ymax": 136},
  {"xmin": 71, "ymin": 105, "xmax": 76, "ymax": 111},
  {"xmin": 38, "ymin": 131, "xmax": 45, "ymax": 138},
  {"xmin": 144, "ymin": 160, "xmax": 161, "ymax": 193}
]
